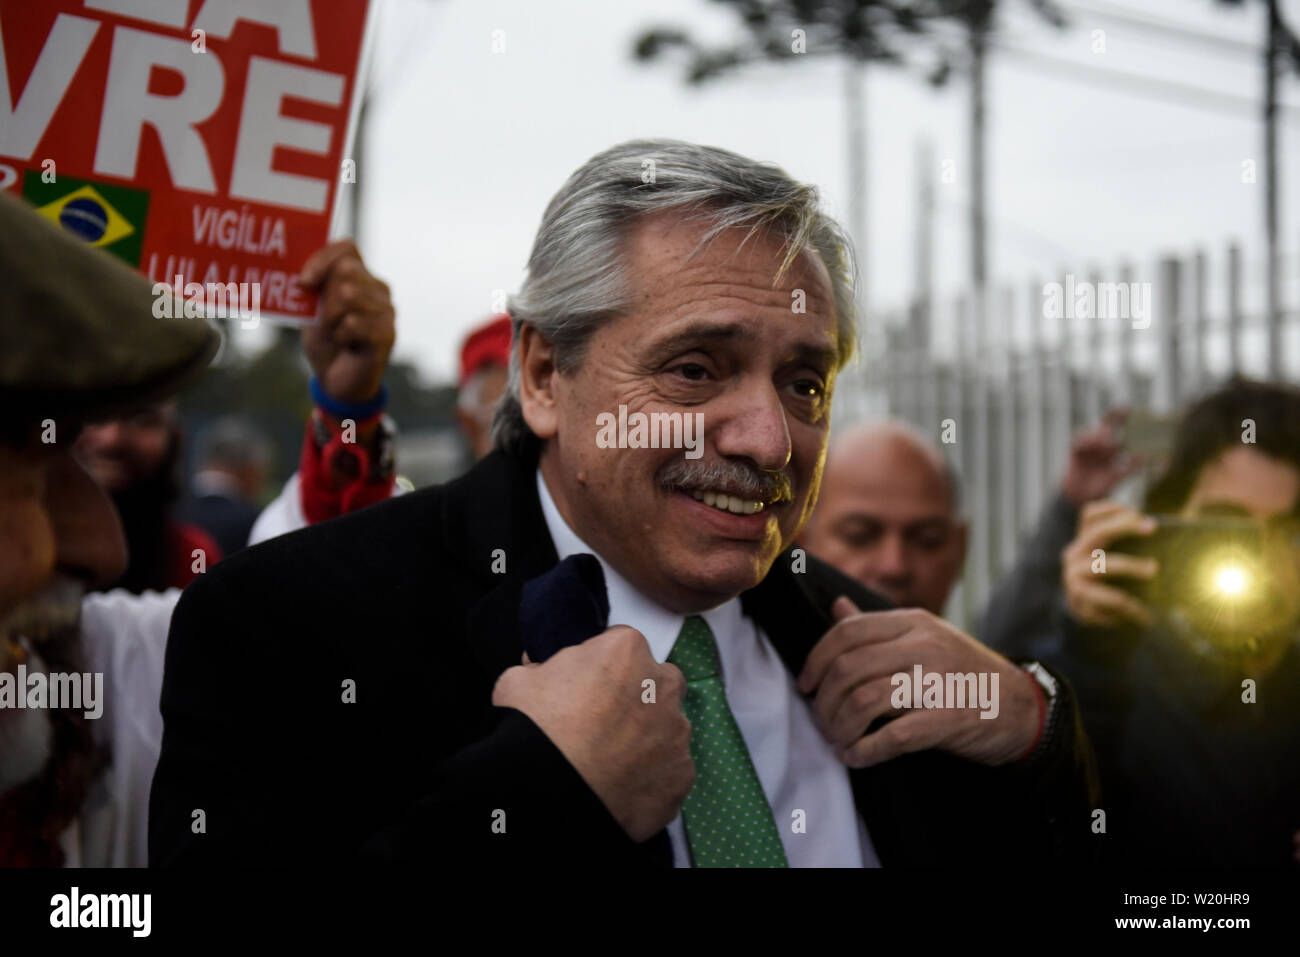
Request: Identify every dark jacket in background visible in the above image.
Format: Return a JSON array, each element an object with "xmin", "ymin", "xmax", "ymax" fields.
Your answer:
[
  {"xmin": 150, "ymin": 449, "xmax": 1098, "ymax": 867},
  {"xmin": 1055, "ymin": 612, "xmax": 1300, "ymax": 866},
  {"xmin": 176, "ymin": 490, "xmax": 260, "ymax": 559}
]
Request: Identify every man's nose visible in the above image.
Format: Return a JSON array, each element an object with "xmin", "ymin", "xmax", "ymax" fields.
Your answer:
[
  {"xmin": 712, "ymin": 380, "xmax": 793, "ymax": 472},
  {"xmin": 873, "ymin": 533, "xmax": 911, "ymax": 580},
  {"xmin": 44, "ymin": 452, "xmax": 128, "ymax": 588}
]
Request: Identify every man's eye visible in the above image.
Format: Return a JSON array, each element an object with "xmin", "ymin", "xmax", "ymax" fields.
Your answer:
[
  {"xmin": 792, "ymin": 379, "xmax": 824, "ymax": 399},
  {"xmin": 838, "ymin": 526, "xmax": 880, "ymax": 547},
  {"xmin": 673, "ymin": 363, "xmax": 710, "ymax": 381}
]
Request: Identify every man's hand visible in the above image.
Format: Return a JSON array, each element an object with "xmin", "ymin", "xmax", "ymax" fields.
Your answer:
[
  {"xmin": 1061, "ymin": 408, "xmax": 1141, "ymax": 507},
  {"xmin": 1062, "ymin": 500, "xmax": 1157, "ymax": 628},
  {"xmin": 798, "ymin": 598, "xmax": 1041, "ymax": 769},
  {"xmin": 299, "ymin": 239, "xmax": 395, "ymax": 404},
  {"xmin": 491, "ymin": 626, "xmax": 694, "ymax": 842}
]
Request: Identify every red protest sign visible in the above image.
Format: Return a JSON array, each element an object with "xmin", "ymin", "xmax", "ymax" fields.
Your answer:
[{"xmin": 0, "ymin": 0, "xmax": 372, "ymax": 324}]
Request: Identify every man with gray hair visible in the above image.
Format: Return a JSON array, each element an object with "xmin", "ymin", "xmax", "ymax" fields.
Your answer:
[{"xmin": 152, "ymin": 139, "xmax": 1094, "ymax": 868}]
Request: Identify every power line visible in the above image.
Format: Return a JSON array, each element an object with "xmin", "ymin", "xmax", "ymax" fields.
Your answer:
[
  {"xmin": 1056, "ymin": 0, "xmax": 1263, "ymax": 59},
  {"xmin": 990, "ymin": 41, "xmax": 1300, "ymax": 123}
]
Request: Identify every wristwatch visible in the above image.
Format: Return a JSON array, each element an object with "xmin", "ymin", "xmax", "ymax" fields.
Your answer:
[{"xmin": 1020, "ymin": 660, "xmax": 1061, "ymax": 765}]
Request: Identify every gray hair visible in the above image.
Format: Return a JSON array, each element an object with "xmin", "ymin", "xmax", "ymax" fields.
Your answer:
[{"xmin": 491, "ymin": 138, "xmax": 860, "ymax": 457}]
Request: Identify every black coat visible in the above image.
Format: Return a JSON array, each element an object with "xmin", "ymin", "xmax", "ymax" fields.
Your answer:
[
  {"xmin": 1057, "ymin": 614, "xmax": 1300, "ymax": 866},
  {"xmin": 149, "ymin": 448, "xmax": 1098, "ymax": 867}
]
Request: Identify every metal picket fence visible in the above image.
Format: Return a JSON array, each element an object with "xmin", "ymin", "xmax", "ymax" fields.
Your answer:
[{"xmin": 832, "ymin": 243, "xmax": 1300, "ymax": 629}]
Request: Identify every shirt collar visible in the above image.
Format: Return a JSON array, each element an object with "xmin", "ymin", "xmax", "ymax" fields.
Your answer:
[{"xmin": 535, "ymin": 468, "xmax": 744, "ymax": 665}]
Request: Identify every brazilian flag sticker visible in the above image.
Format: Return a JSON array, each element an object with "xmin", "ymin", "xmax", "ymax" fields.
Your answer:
[{"xmin": 23, "ymin": 173, "xmax": 150, "ymax": 267}]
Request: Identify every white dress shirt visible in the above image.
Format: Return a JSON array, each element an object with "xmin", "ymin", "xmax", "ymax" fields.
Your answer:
[
  {"xmin": 536, "ymin": 470, "xmax": 878, "ymax": 867},
  {"xmin": 61, "ymin": 588, "xmax": 180, "ymax": 867}
]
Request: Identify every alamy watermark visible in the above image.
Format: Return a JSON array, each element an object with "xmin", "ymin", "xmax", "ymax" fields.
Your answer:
[
  {"xmin": 596, "ymin": 405, "xmax": 704, "ymax": 459},
  {"xmin": 50, "ymin": 887, "xmax": 150, "ymax": 937},
  {"xmin": 152, "ymin": 275, "xmax": 261, "ymax": 329},
  {"xmin": 890, "ymin": 665, "xmax": 999, "ymax": 719},
  {"xmin": 1042, "ymin": 274, "xmax": 1152, "ymax": 329},
  {"xmin": 0, "ymin": 665, "xmax": 102, "ymax": 720}
]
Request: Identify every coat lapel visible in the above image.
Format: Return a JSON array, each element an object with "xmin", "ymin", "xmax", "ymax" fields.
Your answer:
[
  {"xmin": 739, "ymin": 549, "xmax": 832, "ymax": 677},
  {"xmin": 741, "ymin": 550, "xmax": 908, "ymax": 865},
  {"xmin": 448, "ymin": 450, "xmax": 559, "ymax": 683},
  {"xmin": 446, "ymin": 450, "xmax": 673, "ymax": 867}
]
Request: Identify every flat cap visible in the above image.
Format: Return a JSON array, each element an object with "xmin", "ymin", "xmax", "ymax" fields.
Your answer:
[{"xmin": 0, "ymin": 189, "xmax": 219, "ymax": 427}]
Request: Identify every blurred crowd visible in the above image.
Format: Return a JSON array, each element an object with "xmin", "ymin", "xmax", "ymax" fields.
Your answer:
[
  {"xmin": 805, "ymin": 383, "xmax": 1300, "ymax": 865},
  {"xmin": 2, "ymin": 141, "xmax": 1298, "ymax": 869}
]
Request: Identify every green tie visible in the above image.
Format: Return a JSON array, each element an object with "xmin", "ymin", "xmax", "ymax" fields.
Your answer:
[{"xmin": 667, "ymin": 616, "xmax": 789, "ymax": 868}]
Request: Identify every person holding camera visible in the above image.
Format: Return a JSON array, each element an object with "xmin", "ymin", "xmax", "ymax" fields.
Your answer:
[{"xmin": 1056, "ymin": 378, "xmax": 1300, "ymax": 866}]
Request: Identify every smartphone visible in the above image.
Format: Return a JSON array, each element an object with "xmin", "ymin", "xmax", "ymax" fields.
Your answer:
[{"xmin": 1111, "ymin": 516, "xmax": 1300, "ymax": 641}]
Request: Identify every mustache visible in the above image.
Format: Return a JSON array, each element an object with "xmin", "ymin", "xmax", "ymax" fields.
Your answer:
[{"xmin": 658, "ymin": 457, "xmax": 794, "ymax": 505}]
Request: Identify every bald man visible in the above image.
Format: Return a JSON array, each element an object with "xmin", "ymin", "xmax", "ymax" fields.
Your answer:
[{"xmin": 801, "ymin": 421, "xmax": 967, "ymax": 615}]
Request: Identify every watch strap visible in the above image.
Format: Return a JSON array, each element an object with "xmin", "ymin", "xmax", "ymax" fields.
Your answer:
[{"xmin": 1018, "ymin": 660, "xmax": 1062, "ymax": 767}]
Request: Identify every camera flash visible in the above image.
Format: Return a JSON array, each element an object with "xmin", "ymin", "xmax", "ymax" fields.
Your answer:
[{"xmin": 1213, "ymin": 564, "xmax": 1249, "ymax": 596}]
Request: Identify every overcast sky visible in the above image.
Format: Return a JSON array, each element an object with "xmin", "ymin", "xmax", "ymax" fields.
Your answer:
[{"xmin": 316, "ymin": 0, "xmax": 1300, "ymax": 383}]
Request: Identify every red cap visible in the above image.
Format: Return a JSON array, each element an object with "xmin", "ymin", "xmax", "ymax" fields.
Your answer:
[{"xmin": 459, "ymin": 314, "xmax": 512, "ymax": 389}]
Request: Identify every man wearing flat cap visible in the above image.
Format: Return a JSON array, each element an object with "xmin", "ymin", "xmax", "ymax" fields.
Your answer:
[
  {"xmin": 0, "ymin": 191, "xmax": 397, "ymax": 866},
  {"xmin": 151, "ymin": 139, "xmax": 1097, "ymax": 869}
]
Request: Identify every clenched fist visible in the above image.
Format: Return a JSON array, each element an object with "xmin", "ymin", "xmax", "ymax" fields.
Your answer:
[
  {"xmin": 491, "ymin": 626, "xmax": 695, "ymax": 842},
  {"xmin": 299, "ymin": 239, "xmax": 396, "ymax": 404}
]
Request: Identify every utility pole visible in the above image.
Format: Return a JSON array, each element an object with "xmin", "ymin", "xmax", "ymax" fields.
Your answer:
[
  {"xmin": 1265, "ymin": 0, "xmax": 1281, "ymax": 377},
  {"xmin": 845, "ymin": 58, "xmax": 868, "ymax": 313},
  {"xmin": 969, "ymin": 2, "xmax": 990, "ymax": 294},
  {"xmin": 967, "ymin": 0, "xmax": 993, "ymax": 368},
  {"xmin": 913, "ymin": 138, "xmax": 935, "ymax": 347}
]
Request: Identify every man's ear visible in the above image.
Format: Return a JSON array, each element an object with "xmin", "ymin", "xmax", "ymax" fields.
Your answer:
[{"xmin": 518, "ymin": 324, "xmax": 559, "ymax": 441}]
